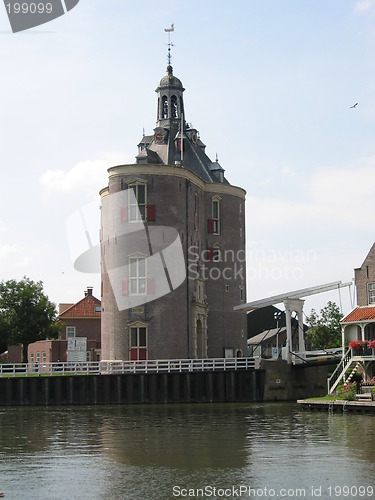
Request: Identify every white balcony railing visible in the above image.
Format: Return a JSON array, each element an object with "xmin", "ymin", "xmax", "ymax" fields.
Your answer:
[{"xmin": 0, "ymin": 357, "xmax": 261, "ymax": 378}]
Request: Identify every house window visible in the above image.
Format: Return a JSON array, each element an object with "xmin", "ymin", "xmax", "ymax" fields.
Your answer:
[
  {"xmin": 368, "ymin": 283, "xmax": 375, "ymax": 304},
  {"xmin": 130, "ymin": 325, "xmax": 148, "ymax": 360},
  {"xmin": 129, "ymin": 183, "xmax": 147, "ymax": 221},
  {"xmin": 66, "ymin": 326, "xmax": 76, "ymax": 340},
  {"xmin": 42, "ymin": 352, "xmax": 47, "ymax": 366},
  {"xmin": 129, "ymin": 257, "xmax": 147, "ymax": 295},
  {"xmin": 30, "ymin": 353, "xmax": 34, "ymax": 364},
  {"xmin": 36, "ymin": 352, "xmax": 40, "ymax": 363},
  {"xmin": 212, "ymin": 198, "xmax": 220, "ymax": 234}
]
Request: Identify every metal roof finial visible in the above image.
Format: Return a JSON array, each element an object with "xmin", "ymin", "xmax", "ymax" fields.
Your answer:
[{"xmin": 164, "ymin": 23, "xmax": 175, "ymax": 66}]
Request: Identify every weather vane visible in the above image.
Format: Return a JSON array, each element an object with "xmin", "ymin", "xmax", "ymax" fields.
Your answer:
[{"xmin": 164, "ymin": 23, "xmax": 175, "ymax": 65}]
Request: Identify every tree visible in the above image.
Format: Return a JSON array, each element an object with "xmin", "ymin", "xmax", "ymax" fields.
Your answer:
[
  {"xmin": 0, "ymin": 277, "xmax": 59, "ymax": 361},
  {"xmin": 306, "ymin": 301, "xmax": 343, "ymax": 350}
]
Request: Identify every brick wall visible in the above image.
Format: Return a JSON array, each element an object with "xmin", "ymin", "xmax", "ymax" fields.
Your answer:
[{"xmin": 354, "ymin": 243, "xmax": 375, "ymax": 306}]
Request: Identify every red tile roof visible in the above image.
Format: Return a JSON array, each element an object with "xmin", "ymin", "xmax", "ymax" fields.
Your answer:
[
  {"xmin": 342, "ymin": 306, "xmax": 375, "ymax": 323},
  {"xmin": 59, "ymin": 295, "xmax": 101, "ymax": 318}
]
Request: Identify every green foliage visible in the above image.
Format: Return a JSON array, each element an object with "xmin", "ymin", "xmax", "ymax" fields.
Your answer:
[
  {"xmin": 306, "ymin": 301, "xmax": 343, "ymax": 350},
  {"xmin": 336, "ymin": 382, "xmax": 356, "ymax": 401},
  {"xmin": 0, "ymin": 277, "xmax": 59, "ymax": 361}
]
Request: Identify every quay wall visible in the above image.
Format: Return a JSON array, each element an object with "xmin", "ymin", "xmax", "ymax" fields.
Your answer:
[
  {"xmin": 263, "ymin": 359, "xmax": 338, "ymax": 401},
  {"xmin": 0, "ymin": 361, "xmax": 338, "ymax": 406},
  {"xmin": 0, "ymin": 369, "xmax": 265, "ymax": 406}
]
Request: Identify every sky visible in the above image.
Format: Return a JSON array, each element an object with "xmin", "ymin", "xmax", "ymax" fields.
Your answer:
[{"xmin": 0, "ymin": 0, "xmax": 374, "ymax": 320}]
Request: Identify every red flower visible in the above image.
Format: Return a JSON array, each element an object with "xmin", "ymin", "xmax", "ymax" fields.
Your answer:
[{"xmin": 349, "ymin": 340, "xmax": 362, "ymax": 350}]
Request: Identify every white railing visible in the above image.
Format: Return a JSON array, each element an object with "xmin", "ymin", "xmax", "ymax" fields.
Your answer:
[
  {"xmin": 328, "ymin": 347, "xmax": 375, "ymax": 394},
  {"xmin": 0, "ymin": 357, "xmax": 261, "ymax": 378},
  {"xmin": 0, "ymin": 362, "xmax": 101, "ymax": 378}
]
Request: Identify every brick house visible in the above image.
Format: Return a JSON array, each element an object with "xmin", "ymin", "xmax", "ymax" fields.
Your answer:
[
  {"xmin": 337, "ymin": 243, "xmax": 375, "ymax": 383},
  {"xmin": 28, "ymin": 287, "xmax": 101, "ymax": 365},
  {"xmin": 341, "ymin": 243, "xmax": 375, "ymax": 344}
]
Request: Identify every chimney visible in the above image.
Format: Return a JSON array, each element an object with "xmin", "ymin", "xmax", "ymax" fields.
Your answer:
[{"xmin": 86, "ymin": 287, "xmax": 93, "ymax": 297}]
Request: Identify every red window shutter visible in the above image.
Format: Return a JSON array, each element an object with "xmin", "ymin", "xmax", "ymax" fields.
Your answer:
[
  {"xmin": 122, "ymin": 279, "xmax": 129, "ymax": 296},
  {"xmin": 121, "ymin": 206, "xmax": 128, "ymax": 223},
  {"xmin": 208, "ymin": 247, "xmax": 214, "ymax": 261},
  {"xmin": 130, "ymin": 348, "xmax": 138, "ymax": 361},
  {"xmin": 147, "ymin": 204, "xmax": 156, "ymax": 222},
  {"xmin": 147, "ymin": 278, "xmax": 155, "ymax": 295},
  {"xmin": 207, "ymin": 218, "xmax": 214, "ymax": 234},
  {"xmin": 139, "ymin": 348, "xmax": 147, "ymax": 361}
]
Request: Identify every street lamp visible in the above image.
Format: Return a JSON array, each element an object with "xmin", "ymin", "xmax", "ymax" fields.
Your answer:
[{"xmin": 274, "ymin": 311, "xmax": 282, "ymax": 358}]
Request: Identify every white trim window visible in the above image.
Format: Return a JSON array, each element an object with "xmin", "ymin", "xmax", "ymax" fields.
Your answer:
[
  {"xmin": 66, "ymin": 326, "xmax": 76, "ymax": 340},
  {"xmin": 129, "ymin": 182, "xmax": 147, "ymax": 221},
  {"xmin": 130, "ymin": 324, "xmax": 148, "ymax": 360},
  {"xmin": 368, "ymin": 283, "xmax": 375, "ymax": 304},
  {"xmin": 129, "ymin": 256, "xmax": 147, "ymax": 295},
  {"xmin": 212, "ymin": 198, "xmax": 221, "ymax": 235}
]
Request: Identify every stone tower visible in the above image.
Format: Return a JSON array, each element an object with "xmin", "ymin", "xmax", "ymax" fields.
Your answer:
[{"xmin": 100, "ymin": 64, "xmax": 247, "ymax": 361}]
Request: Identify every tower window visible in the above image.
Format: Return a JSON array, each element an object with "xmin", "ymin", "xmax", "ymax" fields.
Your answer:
[
  {"xmin": 129, "ymin": 183, "xmax": 147, "ymax": 221},
  {"xmin": 162, "ymin": 96, "xmax": 168, "ymax": 119},
  {"xmin": 130, "ymin": 324, "xmax": 148, "ymax": 360},
  {"xmin": 171, "ymin": 95, "xmax": 178, "ymax": 118},
  {"xmin": 212, "ymin": 198, "xmax": 221, "ymax": 235},
  {"xmin": 129, "ymin": 257, "xmax": 147, "ymax": 295}
]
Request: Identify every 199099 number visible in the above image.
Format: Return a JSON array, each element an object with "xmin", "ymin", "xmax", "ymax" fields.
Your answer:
[
  {"xmin": 328, "ymin": 485, "xmax": 373, "ymax": 497},
  {"xmin": 6, "ymin": 3, "xmax": 53, "ymax": 14}
]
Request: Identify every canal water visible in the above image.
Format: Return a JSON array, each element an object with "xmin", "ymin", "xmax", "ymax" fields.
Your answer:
[{"xmin": 0, "ymin": 403, "xmax": 374, "ymax": 500}]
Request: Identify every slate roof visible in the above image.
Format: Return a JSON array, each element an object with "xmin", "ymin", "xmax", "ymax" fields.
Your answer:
[
  {"xmin": 342, "ymin": 306, "xmax": 375, "ymax": 323},
  {"xmin": 59, "ymin": 293, "xmax": 101, "ymax": 319}
]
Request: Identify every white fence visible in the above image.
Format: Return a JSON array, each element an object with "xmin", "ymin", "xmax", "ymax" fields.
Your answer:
[{"xmin": 0, "ymin": 357, "xmax": 261, "ymax": 378}]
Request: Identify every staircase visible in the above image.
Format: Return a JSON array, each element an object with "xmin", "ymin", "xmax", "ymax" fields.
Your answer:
[
  {"xmin": 328, "ymin": 349, "xmax": 359, "ymax": 394},
  {"xmin": 345, "ymin": 362, "xmax": 361, "ymax": 384}
]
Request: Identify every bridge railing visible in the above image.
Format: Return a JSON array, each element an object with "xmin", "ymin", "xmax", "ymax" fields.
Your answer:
[{"xmin": 0, "ymin": 357, "xmax": 261, "ymax": 378}]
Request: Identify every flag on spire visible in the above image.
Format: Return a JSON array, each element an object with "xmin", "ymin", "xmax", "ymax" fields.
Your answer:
[{"xmin": 165, "ymin": 23, "xmax": 174, "ymax": 32}]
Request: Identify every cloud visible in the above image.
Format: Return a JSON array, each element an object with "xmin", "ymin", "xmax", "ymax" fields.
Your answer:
[
  {"xmin": 0, "ymin": 244, "xmax": 32, "ymax": 268},
  {"xmin": 280, "ymin": 166, "xmax": 296, "ymax": 177},
  {"xmin": 355, "ymin": 0, "xmax": 375, "ymax": 12},
  {"xmin": 39, "ymin": 159, "xmax": 109, "ymax": 196},
  {"xmin": 246, "ymin": 157, "xmax": 375, "ymax": 230}
]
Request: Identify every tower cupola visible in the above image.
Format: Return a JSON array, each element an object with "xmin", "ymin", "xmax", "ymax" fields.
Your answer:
[{"xmin": 156, "ymin": 65, "xmax": 185, "ymax": 128}]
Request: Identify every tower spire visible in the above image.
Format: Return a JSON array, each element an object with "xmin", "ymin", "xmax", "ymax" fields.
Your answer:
[{"xmin": 164, "ymin": 23, "xmax": 175, "ymax": 66}]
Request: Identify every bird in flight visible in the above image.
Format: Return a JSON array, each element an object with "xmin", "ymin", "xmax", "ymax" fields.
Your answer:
[{"xmin": 350, "ymin": 103, "xmax": 358, "ymax": 108}]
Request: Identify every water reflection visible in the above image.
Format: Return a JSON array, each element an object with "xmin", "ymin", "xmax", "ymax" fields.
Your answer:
[{"xmin": 0, "ymin": 403, "xmax": 374, "ymax": 500}]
